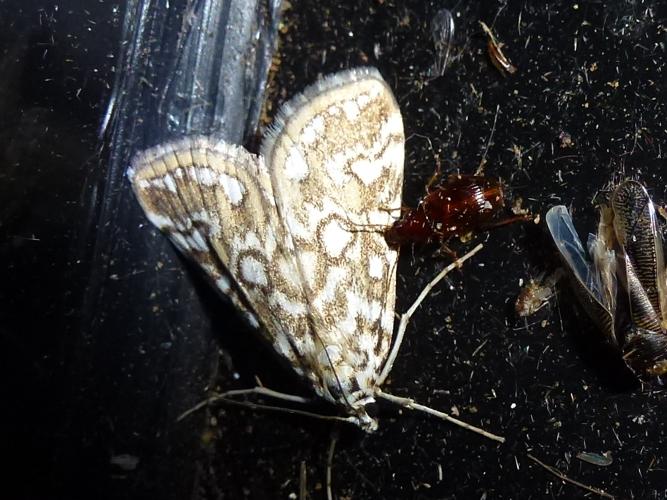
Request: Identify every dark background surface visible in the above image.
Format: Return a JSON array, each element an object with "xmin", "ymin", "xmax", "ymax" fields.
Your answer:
[{"xmin": 2, "ymin": 1, "xmax": 667, "ymax": 499}]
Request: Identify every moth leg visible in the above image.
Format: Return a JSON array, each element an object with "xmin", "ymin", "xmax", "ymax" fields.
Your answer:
[
  {"xmin": 377, "ymin": 243, "xmax": 483, "ymax": 386},
  {"xmin": 376, "ymin": 390, "xmax": 505, "ymax": 442}
]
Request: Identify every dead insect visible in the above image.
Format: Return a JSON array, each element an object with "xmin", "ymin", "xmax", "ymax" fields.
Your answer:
[
  {"xmin": 546, "ymin": 180, "xmax": 667, "ymax": 379},
  {"xmin": 515, "ymin": 270, "xmax": 564, "ymax": 318},
  {"xmin": 558, "ymin": 131, "xmax": 574, "ymax": 149},
  {"xmin": 479, "ymin": 21, "xmax": 517, "ymax": 76},
  {"xmin": 384, "ymin": 173, "xmax": 530, "ymax": 249}
]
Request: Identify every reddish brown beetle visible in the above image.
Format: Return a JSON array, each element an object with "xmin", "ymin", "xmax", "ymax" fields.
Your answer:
[{"xmin": 384, "ymin": 173, "xmax": 530, "ymax": 249}]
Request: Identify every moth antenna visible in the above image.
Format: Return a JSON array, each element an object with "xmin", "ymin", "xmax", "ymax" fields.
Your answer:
[
  {"xmin": 176, "ymin": 387, "xmax": 355, "ymax": 425},
  {"xmin": 375, "ymin": 390, "xmax": 505, "ymax": 443},
  {"xmin": 378, "ymin": 243, "xmax": 484, "ymax": 386}
]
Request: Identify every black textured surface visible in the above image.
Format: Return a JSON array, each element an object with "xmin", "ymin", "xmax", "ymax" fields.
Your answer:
[{"xmin": 3, "ymin": 1, "xmax": 667, "ymax": 499}]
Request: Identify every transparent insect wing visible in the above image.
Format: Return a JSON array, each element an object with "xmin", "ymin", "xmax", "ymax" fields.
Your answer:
[
  {"xmin": 129, "ymin": 68, "xmax": 404, "ymax": 429},
  {"xmin": 430, "ymin": 8, "xmax": 455, "ymax": 76},
  {"xmin": 546, "ymin": 206, "xmax": 602, "ymax": 299},
  {"xmin": 546, "ymin": 206, "xmax": 617, "ymax": 342},
  {"xmin": 611, "ymin": 180, "xmax": 667, "ymax": 328}
]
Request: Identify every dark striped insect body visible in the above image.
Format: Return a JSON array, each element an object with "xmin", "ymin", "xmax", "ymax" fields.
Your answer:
[
  {"xmin": 384, "ymin": 173, "xmax": 529, "ymax": 250},
  {"xmin": 546, "ymin": 180, "xmax": 667, "ymax": 379}
]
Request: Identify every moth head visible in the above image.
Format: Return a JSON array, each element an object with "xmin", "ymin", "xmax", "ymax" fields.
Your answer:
[
  {"xmin": 323, "ymin": 370, "xmax": 380, "ymax": 432},
  {"xmin": 349, "ymin": 396, "xmax": 379, "ymax": 432},
  {"xmin": 317, "ymin": 345, "xmax": 380, "ymax": 432}
]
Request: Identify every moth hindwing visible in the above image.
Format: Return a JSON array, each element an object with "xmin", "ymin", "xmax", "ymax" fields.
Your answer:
[{"xmin": 129, "ymin": 68, "xmax": 404, "ymax": 431}]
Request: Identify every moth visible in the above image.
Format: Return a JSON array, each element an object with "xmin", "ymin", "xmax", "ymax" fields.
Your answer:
[
  {"xmin": 384, "ymin": 173, "xmax": 529, "ymax": 249},
  {"xmin": 547, "ymin": 180, "xmax": 667, "ymax": 378},
  {"xmin": 129, "ymin": 68, "xmax": 502, "ymax": 441}
]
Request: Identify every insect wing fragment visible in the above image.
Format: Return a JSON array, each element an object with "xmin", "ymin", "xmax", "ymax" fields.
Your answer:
[
  {"xmin": 430, "ymin": 8, "xmax": 455, "ymax": 76},
  {"xmin": 622, "ymin": 256, "xmax": 662, "ymax": 332},
  {"xmin": 576, "ymin": 451, "xmax": 613, "ymax": 467},
  {"xmin": 479, "ymin": 21, "xmax": 517, "ymax": 76}
]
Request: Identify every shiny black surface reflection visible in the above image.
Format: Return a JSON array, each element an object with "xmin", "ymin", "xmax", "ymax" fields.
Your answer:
[{"xmin": 2, "ymin": 1, "xmax": 667, "ymax": 499}]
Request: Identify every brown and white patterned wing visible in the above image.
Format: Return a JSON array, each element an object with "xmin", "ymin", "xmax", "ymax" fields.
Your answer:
[
  {"xmin": 128, "ymin": 137, "xmax": 309, "ymax": 374},
  {"xmin": 261, "ymin": 68, "xmax": 405, "ymax": 395},
  {"xmin": 129, "ymin": 68, "xmax": 405, "ymax": 409}
]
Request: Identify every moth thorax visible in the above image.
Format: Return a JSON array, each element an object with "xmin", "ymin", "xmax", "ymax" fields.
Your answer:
[{"xmin": 317, "ymin": 345, "xmax": 379, "ymax": 432}]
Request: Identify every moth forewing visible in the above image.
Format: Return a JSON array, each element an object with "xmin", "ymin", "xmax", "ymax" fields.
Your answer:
[{"xmin": 258, "ymin": 68, "xmax": 405, "ymax": 427}]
